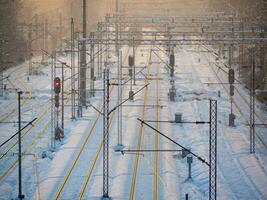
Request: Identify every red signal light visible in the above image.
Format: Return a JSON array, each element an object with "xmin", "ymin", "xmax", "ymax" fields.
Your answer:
[{"xmin": 54, "ymin": 77, "xmax": 61, "ymax": 94}]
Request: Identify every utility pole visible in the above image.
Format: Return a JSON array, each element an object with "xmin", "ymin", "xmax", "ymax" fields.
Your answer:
[
  {"xmin": 79, "ymin": 0, "xmax": 87, "ymax": 117},
  {"xmin": 18, "ymin": 91, "xmax": 24, "ymax": 199}
]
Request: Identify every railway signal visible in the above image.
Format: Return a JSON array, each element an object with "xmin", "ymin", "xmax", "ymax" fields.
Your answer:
[
  {"xmin": 54, "ymin": 77, "xmax": 61, "ymax": 94},
  {"xmin": 230, "ymin": 85, "xmax": 234, "ymax": 96},
  {"xmin": 228, "ymin": 68, "xmax": 235, "ymax": 127},
  {"xmin": 170, "ymin": 54, "xmax": 175, "ymax": 67},
  {"xmin": 55, "ymin": 94, "xmax": 59, "ymax": 108},
  {"xmin": 129, "ymin": 55, "xmax": 134, "ymax": 67},
  {"xmin": 228, "ymin": 69, "xmax": 235, "ymax": 84},
  {"xmin": 170, "ymin": 54, "xmax": 175, "ymax": 77}
]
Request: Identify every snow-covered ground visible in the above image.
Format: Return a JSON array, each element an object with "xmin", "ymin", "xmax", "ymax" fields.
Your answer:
[{"xmin": 0, "ymin": 42, "xmax": 267, "ymax": 200}]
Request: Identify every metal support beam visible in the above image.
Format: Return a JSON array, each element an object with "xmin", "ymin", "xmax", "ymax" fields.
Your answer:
[{"xmin": 209, "ymin": 100, "xmax": 217, "ymax": 200}]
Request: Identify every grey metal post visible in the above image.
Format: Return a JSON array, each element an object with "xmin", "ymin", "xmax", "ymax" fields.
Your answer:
[
  {"xmin": 250, "ymin": 52, "xmax": 255, "ymax": 153},
  {"xmin": 115, "ymin": 0, "xmax": 119, "ymax": 53},
  {"xmin": 116, "ymin": 51, "xmax": 123, "ymax": 148},
  {"xmin": 77, "ymin": 38, "xmax": 82, "ymax": 117},
  {"xmin": 79, "ymin": 0, "xmax": 87, "ymax": 108},
  {"xmin": 59, "ymin": 12, "xmax": 63, "ymax": 53},
  {"xmin": 209, "ymin": 100, "xmax": 217, "ymax": 200},
  {"xmin": 97, "ymin": 24, "xmax": 101, "ymax": 78},
  {"xmin": 45, "ymin": 19, "xmax": 48, "ymax": 63},
  {"xmin": 18, "ymin": 91, "xmax": 24, "ymax": 199},
  {"xmin": 90, "ymin": 35, "xmax": 95, "ymax": 97},
  {"xmin": 100, "ymin": 24, "xmax": 103, "ymax": 78},
  {"xmin": 71, "ymin": 18, "xmax": 75, "ymax": 119},
  {"xmin": 34, "ymin": 14, "xmax": 39, "ymax": 51},
  {"xmin": 0, "ymin": 63, "xmax": 3, "ymax": 96},
  {"xmin": 61, "ymin": 63, "xmax": 64, "ymax": 138},
  {"xmin": 187, "ymin": 156, "xmax": 193, "ymax": 179},
  {"xmin": 41, "ymin": 20, "xmax": 45, "ymax": 64},
  {"xmin": 229, "ymin": 45, "xmax": 235, "ymax": 127},
  {"xmin": 103, "ymin": 68, "xmax": 110, "ymax": 199},
  {"xmin": 133, "ymin": 42, "xmax": 136, "ymax": 85},
  {"xmin": 28, "ymin": 24, "xmax": 32, "ymax": 75},
  {"xmin": 260, "ymin": 31, "xmax": 266, "ymax": 89},
  {"xmin": 120, "ymin": 51, "xmax": 123, "ymax": 146},
  {"xmin": 50, "ymin": 53, "xmax": 55, "ymax": 150}
]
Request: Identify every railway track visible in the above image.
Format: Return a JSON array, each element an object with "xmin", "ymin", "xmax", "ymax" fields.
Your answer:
[
  {"xmin": 0, "ymin": 64, "xmax": 32, "ymax": 120},
  {"xmin": 0, "ymin": 66, "xmax": 74, "ymax": 181},
  {"xmin": 186, "ymin": 49, "xmax": 265, "ymax": 199},
  {"xmin": 53, "ymin": 47, "xmax": 131, "ymax": 199},
  {"xmin": 206, "ymin": 54, "xmax": 267, "ymax": 149},
  {"xmin": 129, "ymin": 47, "xmax": 152, "ymax": 200},
  {"xmin": 153, "ymin": 61, "xmax": 160, "ymax": 200},
  {"xmin": 0, "ymin": 93, "xmax": 74, "ymax": 181},
  {"xmin": 0, "ymin": 74, "xmax": 32, "ymax": 123},
  {"xmin": 195, "ymin": 50, "xmax": 267, "ymax": 198},
  {"xmin": 202, "ymin": 45, "xmax": 267, "ymax": 130}
]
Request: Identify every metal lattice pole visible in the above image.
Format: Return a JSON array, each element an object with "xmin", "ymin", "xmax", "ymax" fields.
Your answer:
[
  {"xmin": 103, "ymin": 68, "xmax": 110, "ymax": 198},
  {"xmin": 97, "ymin": 23, "xmax": 101, "ymax": 78},
  {"xmin": 119, "ymin": 51, "xmax": 123, "ymax": 145},
  {"xmin": 61, "ymin": 63, "xmax": 64, "ymax": 137},
  {"xmin": 71, "ymin": 18, "xmax": 76, "ymax": 119},
  {"xmin": 50, "ymin": 55, "xmax": 55, "ymax": 150},
  {"xmin": 100, "ymin": 24, "xmax": 103, "ymax": 78},
  {"xmin": 90, "ymin": 37, "xmax": 95, "ymax": 97},
  {"xmin": 209, "ymin": 100, "xmax": 217, "ymax": 200},
  {"xmin": 77, "ymin": 37, "xmax": 82, "ymax": 117},
  {"xmin": 28, "ymin": 24, "xmax": 33, "ymax": 75},
  {"xmin": 79, "ymin": 0, "xmax": 87, "ymax": 109},
  {"xmin": 0, "ymin": 66, "xmax": 3, "ymax": 97},
  {"xmin": 18, "ymin": 91, "xmax": 24, "ymax": 199},
  {"xmin": 250, "ymin": 52, "xmax": 255, "ymax": 153},
  {"xmin": 44, "ymin": 19, "xmax": 48, "ymax": 64}
]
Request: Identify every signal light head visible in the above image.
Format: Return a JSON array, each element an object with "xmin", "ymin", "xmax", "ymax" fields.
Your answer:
[{"xmin": 54, "ymin": 77, "xmax": 61, "ymax": 94}]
